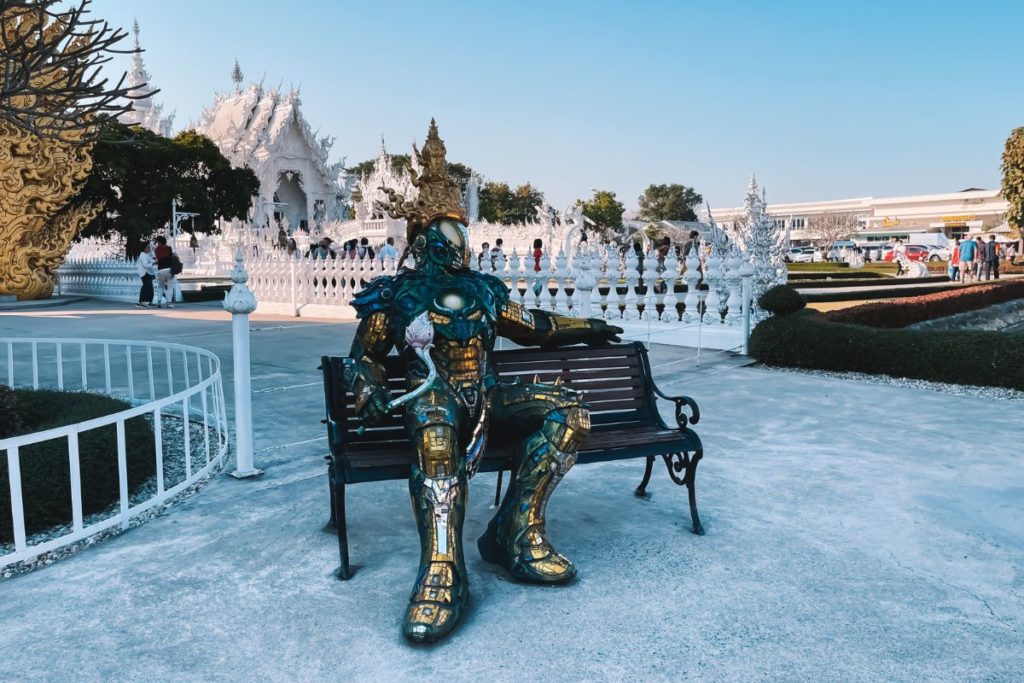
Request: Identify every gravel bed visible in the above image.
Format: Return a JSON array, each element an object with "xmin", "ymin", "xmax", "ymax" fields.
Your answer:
[
  {"xmin": 760, "ymin": 365, "xmax": 1024, "ymax": 403},
  {"xmin": 1, "ymin": 414, "xmax": 224, "ymax": 579}
]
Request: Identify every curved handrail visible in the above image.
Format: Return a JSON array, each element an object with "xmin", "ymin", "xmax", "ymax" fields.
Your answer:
[{"xmin": 1, "ymin": 337, "xmax": 229, "ymax": 569}]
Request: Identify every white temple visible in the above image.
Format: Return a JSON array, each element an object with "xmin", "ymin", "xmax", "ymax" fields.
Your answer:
[
  {"xmin": 196, "ymin": 78, "xmax": 344, "ymax": 232},
  {"xmin": 351, "ymin": 139, "xmax": 420, "ymax": 221},
  {"xmin": 118, "ymin": 21, "xmax": 175, "ymax": 136}
]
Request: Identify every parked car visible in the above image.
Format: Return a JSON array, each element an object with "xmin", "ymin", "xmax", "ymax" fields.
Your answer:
[
  {"xmin": 883, "ymin": 245, "xmax": 931, "ymax": 262},
  {"xmin": 925, "ymin": 245, "xmax": 950, "ymax": 261},
  {"xmin": 826, "ymin": 240, "xmax": 859, "ymax": 262},
  {"xmin": 785, "ymin": 246, "xmax": 816, "ymax": 263}
]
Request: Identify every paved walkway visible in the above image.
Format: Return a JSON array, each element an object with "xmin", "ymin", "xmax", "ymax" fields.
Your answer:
[{"xmin": 0, "ymin": 301, "xmax": 1021, "ymax": 681}]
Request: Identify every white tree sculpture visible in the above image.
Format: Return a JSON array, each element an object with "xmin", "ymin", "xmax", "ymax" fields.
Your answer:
[{"xmin": 726, "ymin": 175, "xmax": 787, "ymax": 320}]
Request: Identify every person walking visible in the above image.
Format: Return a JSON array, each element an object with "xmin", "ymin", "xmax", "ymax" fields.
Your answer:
[
  {"xmin": 973, "ymin": 237, "xmax": 985, "ymax": 280},
  {"xmin": 948, "ymin": 239, "xmax": 960, "ymax": 281},
  {"xmin": 892, "ymin": 239, "xmax": 907, "ymax": 275},
  {"xmin": 958, "ymin": 234, "xmax": 977, "ymax": 283},
  {"xmin": 153, "ymin": 235, "xmax": 176, "ymax": 308},
  {"xmin": 136, "ymin": 241, "xmax": 157, "ymax": 308},
  {"xmin": 981, "ymin": 234, "xmax": 1001, "ymax": 280},
  {"xmin": 682, "ymin": 230, "xmax": 700, "ymax": 259}
]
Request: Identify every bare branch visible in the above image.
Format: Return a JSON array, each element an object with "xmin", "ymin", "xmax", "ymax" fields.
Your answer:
[
  {"xmin": 806, "ymin": 212, "xmax": 861, "ymax": 254},
  {"xmin": 0, "ymin": 0, "xmax": 151, "ymax": 142}
]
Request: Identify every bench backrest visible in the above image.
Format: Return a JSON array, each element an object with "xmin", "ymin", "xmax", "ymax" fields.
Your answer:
[{"xmin": 321, "ymin": 341, "xmax": 662, "ymax": 461}]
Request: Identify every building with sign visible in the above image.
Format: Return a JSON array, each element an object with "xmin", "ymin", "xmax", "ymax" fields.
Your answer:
[{"xmin": 710, "ymin": 188, "xmax": 1011, "ymax": 245}]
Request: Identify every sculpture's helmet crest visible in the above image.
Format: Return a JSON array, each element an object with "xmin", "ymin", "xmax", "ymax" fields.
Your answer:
[{"xmin": 376, "ymin": 119, "xmax": 467, "ymax": 247}]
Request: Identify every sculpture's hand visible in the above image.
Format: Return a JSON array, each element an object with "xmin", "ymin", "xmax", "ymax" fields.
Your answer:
[
  {"xmin": 585, "ymin": 319, "xmax": 623, "ymax": 346},
  {"xmin": 357, "ymin": 385, "xmax": 393, "ymax": 427}
]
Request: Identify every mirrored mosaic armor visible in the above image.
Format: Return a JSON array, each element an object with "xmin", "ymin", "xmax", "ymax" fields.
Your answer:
[{"xmin": 346, "ymin": 121, "xmax": 622, "ymax": 643}]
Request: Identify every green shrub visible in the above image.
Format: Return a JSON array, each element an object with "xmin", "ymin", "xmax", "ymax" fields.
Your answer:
[
  {"xmin": 0, "ymin": 385, "xmax": 23, "ymax": 439},
  {"xmin": 759, "ymin": 285, "xmax": 806, "ymax": 316},
  {"xmin": 0, "ymin": 389, "xmax": 156, "ymax": 543},
  {"xmin": 824, "ymin": 280, "xmax": 1024, "ymax": 328},
  {"xmin": 749, "ymin": 309, "xmax": 1024, "ymax": 390}
]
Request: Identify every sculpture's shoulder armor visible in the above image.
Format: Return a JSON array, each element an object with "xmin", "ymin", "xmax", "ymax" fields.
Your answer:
[
  {"xmin": 352, "ymin": 274, "xmax": 398, "ymax": 318},
  {"xmin": 477, "ymin": 272, "xmax": 511, "ymax": 307}
]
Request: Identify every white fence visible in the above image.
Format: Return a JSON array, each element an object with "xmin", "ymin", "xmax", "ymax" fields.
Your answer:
[{"xmin": 1, "ymin": 338, "xmax": 229, "ymax": 569}]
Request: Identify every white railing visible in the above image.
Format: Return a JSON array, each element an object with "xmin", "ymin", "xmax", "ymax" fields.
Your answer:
[
  {"xmin": 58, "ymin": 258, "xmax": 140, "ymax": 302},
  {"xmin": 244, "ymin": 243, "xmax": 754, "ymax": 325},
  {"xmin": 1, "ymin": 337, "xmax": 229, "ymax": 569}
]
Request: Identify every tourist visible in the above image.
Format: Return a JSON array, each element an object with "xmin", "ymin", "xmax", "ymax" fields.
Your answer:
[
  {"xmin": 358, "ymin": 236, "xmax": 374, "ymax": 260},
  {"xmin": 532, "ymin": 238, "xmax": 543, "ymax": 272},
  {"xmin": 682, "ymin": 230, "xmax": 700, "ymax": 258},
  {"xmin": 974, "ymin": 237, "xmax": 985, "ymax": 279},
  {"xmin": 153, "ymin": 236, "xmax": 176, "ymax": 308},
  {"xmin": 378, "ymin": 236, "xmax": 398, "ymax": 264},
  {"xmin": 893, "ymin": 239, "xmax": 907, "ymax": 276},
  {"xmin": 286, "ymin": 238, "xmax": 300, "ymax": 259},
  {"xmin": 136, "ymin": 241, "xmax": 157, "ymax": 308},
  {"xmin": 958, "ymin": 234, "xmax": 977, "ymax": 283},
  {"xmin": 981, "ymin": 234, "xmax": 1000, "ymax": 280},
  {"xmin": 479, "ymin": 242, "xmax": 490, "ymax": 270},
  {"xmin": 1006, "ymin": 243, "xmax": 1018, "ymax": 263},
  {"xmin": 948, "ymin": 239, "xmax": 960, "ymax": 281},
  {"xmin": 490, "ymin": 238, "xmax": 504, "ymax": 264},
  {"xmin": 309, "ymin": 237, "xmax": 336, "ymax": 259}
]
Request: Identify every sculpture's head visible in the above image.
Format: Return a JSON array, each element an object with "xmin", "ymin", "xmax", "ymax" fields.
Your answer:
[
  {"xmin": 411, "ymin": 217, "xmax": 470, "ymax": 272},
  {"xmin": 376, "ymin": 119, "xmax": 469, "ymax": 273}
]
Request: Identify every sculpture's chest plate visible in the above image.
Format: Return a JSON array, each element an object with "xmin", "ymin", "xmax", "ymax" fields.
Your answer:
[{"xmin": 391, "ymin": 272, "xmax": 502, "ymax": 397}]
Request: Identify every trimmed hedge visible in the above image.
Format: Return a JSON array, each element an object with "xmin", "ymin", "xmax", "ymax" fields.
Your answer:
[
  {"xmin": 0, "ymin": 388, "xmax": 156, "ymax": 543},
  {"xmin": 791, "ymin": 275, "xmax": 945, "ymax": 290},
  {"xmin": 824, "ymin": 280, "xmax": 1024, "ymax": 328},
  {"xmin": 750, "ymin": 310, "xmax": 1024, "ymax": 390},
  {"xmin": 787, "ymin": 271, "xmax": 889, "ymax": 281},
  {"xmin": 759, "ymin": 285, "xmax": 806, "ymax": 316}
]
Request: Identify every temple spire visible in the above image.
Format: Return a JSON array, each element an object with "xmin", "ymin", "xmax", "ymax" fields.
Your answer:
[{"xmin": 231, "ymin": 58, "xmax": 244, "ymax": 93}]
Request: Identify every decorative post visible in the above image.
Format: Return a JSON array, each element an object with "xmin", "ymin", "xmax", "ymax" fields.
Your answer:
[
  {"xmin": 224, "ymin": 248, "xmax": 262, "ymax": 479},
  {"xmin": 641, "ymin": 248, "xmax": 659, "ymax": 321},
  {"xmin": 704, "ymin": 250, "xmax": 723, "ymax": 324},
  {"xmin": 622, "ymin": 247, "xmax": 640, "ymax": 320},
  {"xmin": 573, "ymin": 246, "xmax": 596, "ymax": 318},
  {"xmin": 553, "ymin": 248, "xmax": 569, "ymax": 313},
  {"xmin": 661, "ymin": 247, "xmax": 680, "ymax": 323},
  {"xmin": 740, "ymin": 259, "xmax": 755, "ymax": 355},
  {"xmin": 725, "ymin": 249, "xmax": 743, "ymax": 326},
  {"xmin": 681, "ymin": 248, "xmax": 701, "ymax": 324}
]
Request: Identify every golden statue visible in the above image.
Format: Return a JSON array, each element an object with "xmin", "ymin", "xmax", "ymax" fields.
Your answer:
[{"xmin": 0, "ymin": 1, "xmax": 134, "ymax": 300}]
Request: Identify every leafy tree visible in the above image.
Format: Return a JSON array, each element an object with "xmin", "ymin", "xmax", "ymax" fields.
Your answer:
[
  {"xmin": 74, "ymin": 122, "xmax": 259, "ymax": 257},
  {"xmin": 478, "ymin": 182, "xmax": 545, "ymax": 224},
  {"xmin": 1001, "ymin": 127, "xmax": 1024, "ymax": 241},
  {"xmin": 580, "ymin": 189, "xmax": 625, "ymax": 238},
  {"xmin": 637, "ymin": 183, "xmax": 704, "ymax": 222}
]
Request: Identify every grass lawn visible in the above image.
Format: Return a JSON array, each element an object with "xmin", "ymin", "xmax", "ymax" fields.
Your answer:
[{"xmin": 788, "ymin": 262, "xmax": 898, "ymax": 276}]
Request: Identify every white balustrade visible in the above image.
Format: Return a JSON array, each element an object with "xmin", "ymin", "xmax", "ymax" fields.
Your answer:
[
  {"xmin": 661, "ymin": 248, "xmax": 680, "ymax": 323},
  {"xmin": 681, "ymin": 249, "xmax": 701, "ymax": 324},
  {"xmin": 704, "ymin": 251, "xmax": 723, "ymax": 324}
]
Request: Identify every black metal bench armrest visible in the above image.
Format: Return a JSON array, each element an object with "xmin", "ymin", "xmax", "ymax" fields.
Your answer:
[{"xmin": 650, "ymin": 382, "xmax": 701, "ymax": 429}]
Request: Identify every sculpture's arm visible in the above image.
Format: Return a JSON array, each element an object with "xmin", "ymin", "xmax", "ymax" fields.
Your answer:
[
  {"xmin": 347, "ymin": 310, "xmax": 395, "ymax": 426},
  {"xmin": 497, "ymin": 301, "xmax": 623, "ymax": 348}
]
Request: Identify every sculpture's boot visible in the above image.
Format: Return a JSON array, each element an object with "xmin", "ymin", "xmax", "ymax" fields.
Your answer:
[
  {"xmin": 403, "ymin": 470, "xmax": 469, "ymax": 643},
  {"xmin": 479, "ymin": 405, "xmax": 589, "ymax": 583}
]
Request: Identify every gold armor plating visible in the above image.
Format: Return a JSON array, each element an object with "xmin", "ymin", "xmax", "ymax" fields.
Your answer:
[
  {"xmin": 0, "ymin": 7, "xmax": 103, "ymax": 300},
  {"xmin": 500, "ymin": 301, "xmax": 535, "ymax": 328},
  {"xmin": 378, "ymin": 118, "xmax": 467, "ymax": 240}
]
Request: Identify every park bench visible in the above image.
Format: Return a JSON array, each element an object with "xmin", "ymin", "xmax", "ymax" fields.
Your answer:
[{"xmin": 320, "ymin": 341, "xmax": 704, "ymax": 580}]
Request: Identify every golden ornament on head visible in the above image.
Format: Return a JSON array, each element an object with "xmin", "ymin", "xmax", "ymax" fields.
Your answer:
[{"xmin": 375, "ymin": 119, "xmax": 467, "ymax": 246}]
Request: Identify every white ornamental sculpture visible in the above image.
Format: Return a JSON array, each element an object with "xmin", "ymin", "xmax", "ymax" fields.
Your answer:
[{"xmin": 726, "ymin": 175, "xmax": 787, "ymax": 321}]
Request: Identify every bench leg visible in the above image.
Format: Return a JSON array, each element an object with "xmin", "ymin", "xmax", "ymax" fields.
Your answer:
[
  {"xmin": 634, "ymin": 456, "xmax": 655, "ymax": 499},
  {"xmin": 684, "ymin": 450, "xmax": 704, "ymax": 536},
  {"xmin": 492, "ymin": 469, "xmax": 504, "ymax": 508},
  {"xmin": 326, "ymin": 458, "xmax": 337, "ymax": 530},
  {"xmin": 334, "ymin": 471, "xmax": 353, "ymax": 580}
]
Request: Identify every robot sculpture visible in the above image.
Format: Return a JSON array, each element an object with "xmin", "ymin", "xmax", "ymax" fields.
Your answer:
[{"xmin": 346, "ymin": 120, "xmax": 622, "ymax": 643}]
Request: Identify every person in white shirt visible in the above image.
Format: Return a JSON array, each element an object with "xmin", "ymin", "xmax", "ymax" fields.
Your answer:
[
  {"xmin": 893, "ymin": 239, "xmax": 907, "ymax": 275},
  {"xmin": 136, "ymin": 242, "xmax": 157, "ymax": 308},
  {"xmin": 378, "ymin": 236, "xmax": 399, "ymax": 265}
]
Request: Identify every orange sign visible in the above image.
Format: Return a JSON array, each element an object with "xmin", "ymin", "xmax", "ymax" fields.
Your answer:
[{"xmin": 882, "ymin": 217, "xmax": 900, "ymax": 227}]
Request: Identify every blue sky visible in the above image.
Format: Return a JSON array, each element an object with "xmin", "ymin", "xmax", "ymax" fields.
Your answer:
[{"xmin": 93, "ymin": 0, "xmax": 1023, "ymax": 211}]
